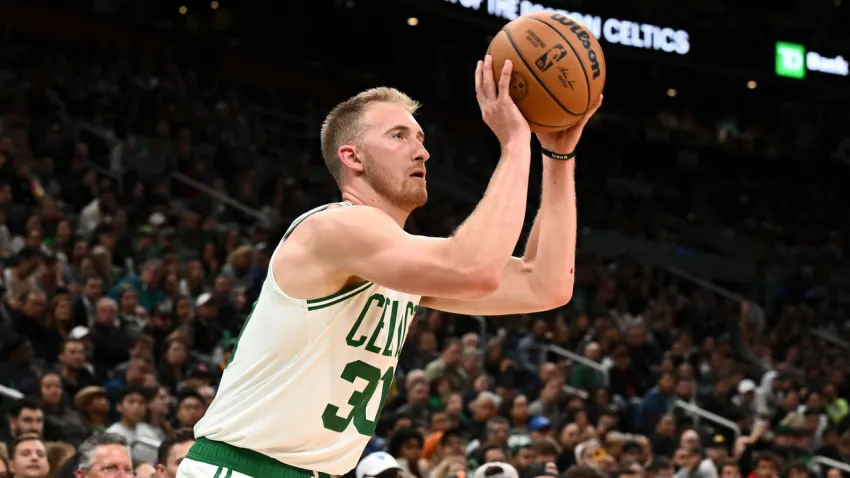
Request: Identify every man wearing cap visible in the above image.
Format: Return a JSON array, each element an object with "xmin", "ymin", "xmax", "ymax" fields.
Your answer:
[
  {"xmin": 74, "ymin": 386, "xmax": 110, "ymax": 433},
  {"xmin": 732, "ymin": 380, "xmax": 757, "ymax": 415},
  {"xmin": 507, "ymin": 435, "xmax": 535, "ymax": 476},
  {"xmin": 474, "ymin": 462, "xmax": 520, "ymax": 478},
  {"xmin": 356, "ymin": 452, "xmax": 403, "ymax": 478},
  {"xmin": 527, "ymin": 417, "xmax": 553, "ymax": 442},
  {"xmin": 188, "ymin": 293, "xmax": 222, "ymax": 356},
  {"xmin": 696, "ymin": 433, "xmax": 729, "ymax": 478}
]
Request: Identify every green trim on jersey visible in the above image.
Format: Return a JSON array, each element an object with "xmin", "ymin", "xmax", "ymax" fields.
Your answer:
[
  {"xmin": 306, "ymin": 281, "xmax": 373, "ymax": 311},
  {"xmin": 279, "ymin": 201, "xmax": 371, "ymax": 311}
]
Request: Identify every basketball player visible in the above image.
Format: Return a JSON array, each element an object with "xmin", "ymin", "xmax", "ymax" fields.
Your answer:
[{"xmin": 178, "ymin": 56, "xmax": 601, "ymax": 478}]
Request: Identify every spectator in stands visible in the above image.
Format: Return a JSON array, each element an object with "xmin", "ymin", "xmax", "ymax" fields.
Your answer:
[
  {"xmin": 56, "ymin": 339, "xmax": 98, "ymax": 401},
  {"xmin": 11, "ymin": 291, "xmax": 50, "ymax": 361},
  {"xmin": 172, "ymin": 390, "xmax": 205, "ymax": 431},
  {"xmin": 396, "ymin": 381, "xmax": 430, "ymax": 429},
  {"xmin": 73, "ymin": 387, "xmax": 109, "ymax": 435},
  {"xmin": 187, "ymin": 293, "xmax": 222, "ymax": 356},
  {"xmin": 4, "ymin": 247, "xmax": 39, "ymax": 301},
  {"xmin": 749, "ymin": 452, "xmax": 780, "ymax": 478},
  {"xmin": 355, "ymin": 452, "xmax": 403, "ymax": 478},
  {"xmin": 3, "ymin": 399, "xmax": 43, "ymax": 448},
  {"xmin": 155, "ymin": 429, "xmax": 195, "ymax": 478},
  {"xmin": 44, "ymin": 442, "xmax": 74, "ymax": 478},
  {"xmin": 144, "ymin": 386, "xmax": 173, "ymax": 437},
  {"xmin": 387, "ymin": 428, "xmax": 425, "ymax": 478},
  {"xmin": 75, "ymin": 434, "xmax": 132, "ymax": 478},
  {"xmin": 516, "ymin": 319, "xmax": 550, "ymax": 374},
  {"xmin": 637, "ymin": 371, "xmax": 677, "ymax": 432},
  {"xmin": 425, "ymin": 340, "xmax": 467, "ymax": 393},
  {"xmin": 71, "ymin": 275, "xmax": 103, "ymax": 330},
  {"xmin": 36, "ymin": 372, "xmax": 88, "ymax": 447},
  {"xmin": 156, "ymin": 335, "xmax": 192, "ymax": 395},
  {"xmin": 109, "ymin": 261, "xmax": 165, "ymax": 313},
  {"xmin": 528, "ymin": 380, "xmax": 561, "ymax": 424},
  {"xmin": 89, "ymin": 298, "xmax": 131, "ymax": 371},
  {"xmin": 135, "ymin": 462, "xmax": 156, "ymax": 478},
  {"xmin": 8, "ymin": 434, "xmax": 49, "ymax": 478},
  {"xmin": 569, "ymin": 343, "xmax": 605, "ymax": 391},
  {"xmin": 104, "ymin": 387, "xmax": 163, "ymax": 465},
  {"xmin": 0, "ymin": 336, "xmax": 39, "ymax": 396}
]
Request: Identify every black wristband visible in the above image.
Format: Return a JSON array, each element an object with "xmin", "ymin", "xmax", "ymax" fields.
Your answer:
[{"xmin": 541, "ymin": 147, "xmax": 576, "ymax": 160}]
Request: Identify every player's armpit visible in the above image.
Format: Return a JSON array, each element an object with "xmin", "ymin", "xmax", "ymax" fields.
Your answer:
[
  {"xmin": 420, "ymin": 257, "xmax": 573, "ymax": 315},
  {"xmin": 308, "ymin": 206, "xmax": 502, "ymax": 299}
]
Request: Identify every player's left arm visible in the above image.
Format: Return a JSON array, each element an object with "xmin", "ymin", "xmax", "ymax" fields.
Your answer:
[{"xmin": 421, "ymin": 95, "xmax": 603, "ymax": 316}]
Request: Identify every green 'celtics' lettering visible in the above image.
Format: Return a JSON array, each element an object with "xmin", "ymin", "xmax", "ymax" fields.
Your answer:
[
  {"xmin": 346, "ymin": 295, "xmax": 417, "ymax": 359},
  {"xmin": 381, "ymin": 300, "xmax": 399, "ymax": 357},
  {"xmin": 396, "ymin": 303, "xmax": 417, "ymax": 357},
  {"xmin": 321, "ymin": 361, "xmax": 394, "ymax": 436},
  {"xmin": 364, "ymin": 301, "xmax": 387, "ymax": 354},
  {"xmin": 346, "ymin": 294, "xmax": 384, "ymax": 347}
]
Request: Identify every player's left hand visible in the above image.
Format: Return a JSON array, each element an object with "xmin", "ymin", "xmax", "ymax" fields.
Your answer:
[{"xmin": 536, "ymin": 94, "xmax": 603, "ymax": 155}]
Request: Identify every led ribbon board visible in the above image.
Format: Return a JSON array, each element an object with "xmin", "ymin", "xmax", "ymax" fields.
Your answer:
[{"xmin": 444, "ymin": 0, "xmax": 691, "ymax": 55}]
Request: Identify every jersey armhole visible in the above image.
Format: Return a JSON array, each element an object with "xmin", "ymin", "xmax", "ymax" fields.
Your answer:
[{"xmin": 266, "ymin": 201, "xmax": 356, "ymax": 305}]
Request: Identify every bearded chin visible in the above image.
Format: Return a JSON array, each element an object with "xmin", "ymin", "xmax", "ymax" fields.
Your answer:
[{"xmin": 362, "ymin": 156, "xmax": 427, "ymax": 211}]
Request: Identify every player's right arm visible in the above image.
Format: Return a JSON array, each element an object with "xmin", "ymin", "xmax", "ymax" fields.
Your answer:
[{"xmin": 289, "ymin": 57, "xmax": 532, "ymax": 300}]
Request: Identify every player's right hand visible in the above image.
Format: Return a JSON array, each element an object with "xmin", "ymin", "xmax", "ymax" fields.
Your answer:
[{"xmin": 475, "ymin": 55, "xmax": 531, "ymax": 147}]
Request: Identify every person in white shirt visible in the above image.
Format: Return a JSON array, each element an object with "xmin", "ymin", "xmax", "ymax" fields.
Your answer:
[{"xmin": 105, "ymin": 386, "xmax": 165, "ymax": 465}]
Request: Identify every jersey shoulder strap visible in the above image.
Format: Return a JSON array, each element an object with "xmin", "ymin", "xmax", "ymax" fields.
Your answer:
[{"xmin": 282, "ymin": 201, "xmax": 354, "ymax": 240}]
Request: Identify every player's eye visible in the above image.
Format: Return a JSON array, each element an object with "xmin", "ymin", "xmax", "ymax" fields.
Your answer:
[{"xmin": 392, "ymin": 132, "xmax": 404, "ymax": 140}]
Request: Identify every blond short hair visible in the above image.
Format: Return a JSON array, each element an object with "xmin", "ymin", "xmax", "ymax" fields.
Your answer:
[{"xmin": 320, "ymin": 87, "xmax": 420, "ymax": 185}]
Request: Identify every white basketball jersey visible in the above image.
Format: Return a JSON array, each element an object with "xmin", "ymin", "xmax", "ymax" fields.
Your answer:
[{"xmin": 194, "ymin": 201, "xmax": 420, "ymax": 475}]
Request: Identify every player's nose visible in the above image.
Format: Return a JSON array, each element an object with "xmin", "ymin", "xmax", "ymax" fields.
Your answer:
[{"xmin": 414, "ymin": 145, "xmax": 430, "ymax": 162}]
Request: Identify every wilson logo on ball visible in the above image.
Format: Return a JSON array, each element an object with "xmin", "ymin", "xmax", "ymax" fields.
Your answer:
[
  {"xmin": 549, "ymin": 13, "xmax": 603, "ymax": 80},
  {"xmin": 535, "ymin": 44, "xmax": 568, "ymax": 72}
]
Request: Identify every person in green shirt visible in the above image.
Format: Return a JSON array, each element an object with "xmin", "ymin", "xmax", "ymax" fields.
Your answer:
[
  {"xmin": 823, "ymin": 383, "xmax": 849, "ymax": 425},
  {"xmin": 569, "ymin": 342, "xmax": 605, "ymax": 391}
]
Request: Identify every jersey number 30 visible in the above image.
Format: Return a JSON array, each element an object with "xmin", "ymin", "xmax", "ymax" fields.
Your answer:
[{"xmin": 321, "ymin": 360, "xmax": 394, "ymax": 436}]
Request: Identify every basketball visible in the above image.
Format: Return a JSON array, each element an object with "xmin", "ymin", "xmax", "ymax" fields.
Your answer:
[{"xmin": 487, "ymin": 11, "xmax": 607, "ymax": 133}]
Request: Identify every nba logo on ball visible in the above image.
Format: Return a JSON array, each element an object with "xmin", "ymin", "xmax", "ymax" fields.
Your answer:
[{"xmin": 535, "ymin": 44, "xmax": 568, "ymax": 72}]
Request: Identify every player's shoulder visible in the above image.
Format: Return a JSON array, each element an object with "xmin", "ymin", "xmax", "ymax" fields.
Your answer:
[{"xmin": 289, "ymin": 203, "xmax": 397, "ymax": 241}]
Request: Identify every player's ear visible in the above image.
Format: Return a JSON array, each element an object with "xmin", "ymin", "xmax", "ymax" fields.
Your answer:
[{"xmin": 338, "ymin": 144, "xmax": 365, "ymax": 174}]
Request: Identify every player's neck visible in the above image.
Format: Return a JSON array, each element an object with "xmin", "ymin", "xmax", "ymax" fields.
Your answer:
[{"xmin": 340, "ymin": 189, "xmax": 410, "ymax": 227}]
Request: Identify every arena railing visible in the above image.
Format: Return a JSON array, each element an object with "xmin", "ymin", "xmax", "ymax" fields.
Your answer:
[
  {"xmin": 0, "ymin": 384, "xmax": 24, "ymax": 400},
  {"xmin": 667, "ymin": 266, "xmax": 850, "ymax": 351},
  {"xmin": 167, "ymin": 172, "xmax": 269, "ymax": 224},
  {"xmin": 809, "ymin": 329, "xmax": 850, "ymax": 351},
  {"xmin": 674, "ymin": 399, "xmax": 741, "ymax": 438},
  {"xmin": 810, "ymin": 456, "xmax": 850, "ymax": 474}
]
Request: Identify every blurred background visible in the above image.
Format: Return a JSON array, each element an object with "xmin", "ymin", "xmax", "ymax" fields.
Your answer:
[{"xmin": 0, "ymin": 1, "xmax": 849, "ymax": 478}]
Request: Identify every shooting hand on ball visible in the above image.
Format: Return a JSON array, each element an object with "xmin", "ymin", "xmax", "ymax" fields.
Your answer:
[
  {"xmin": 475, "ymin": 55, "xmax": 531, "ymax": 147},
  {"xmin": 537, "ymin": 94, "xmax": 603, "ymax": 155}
]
